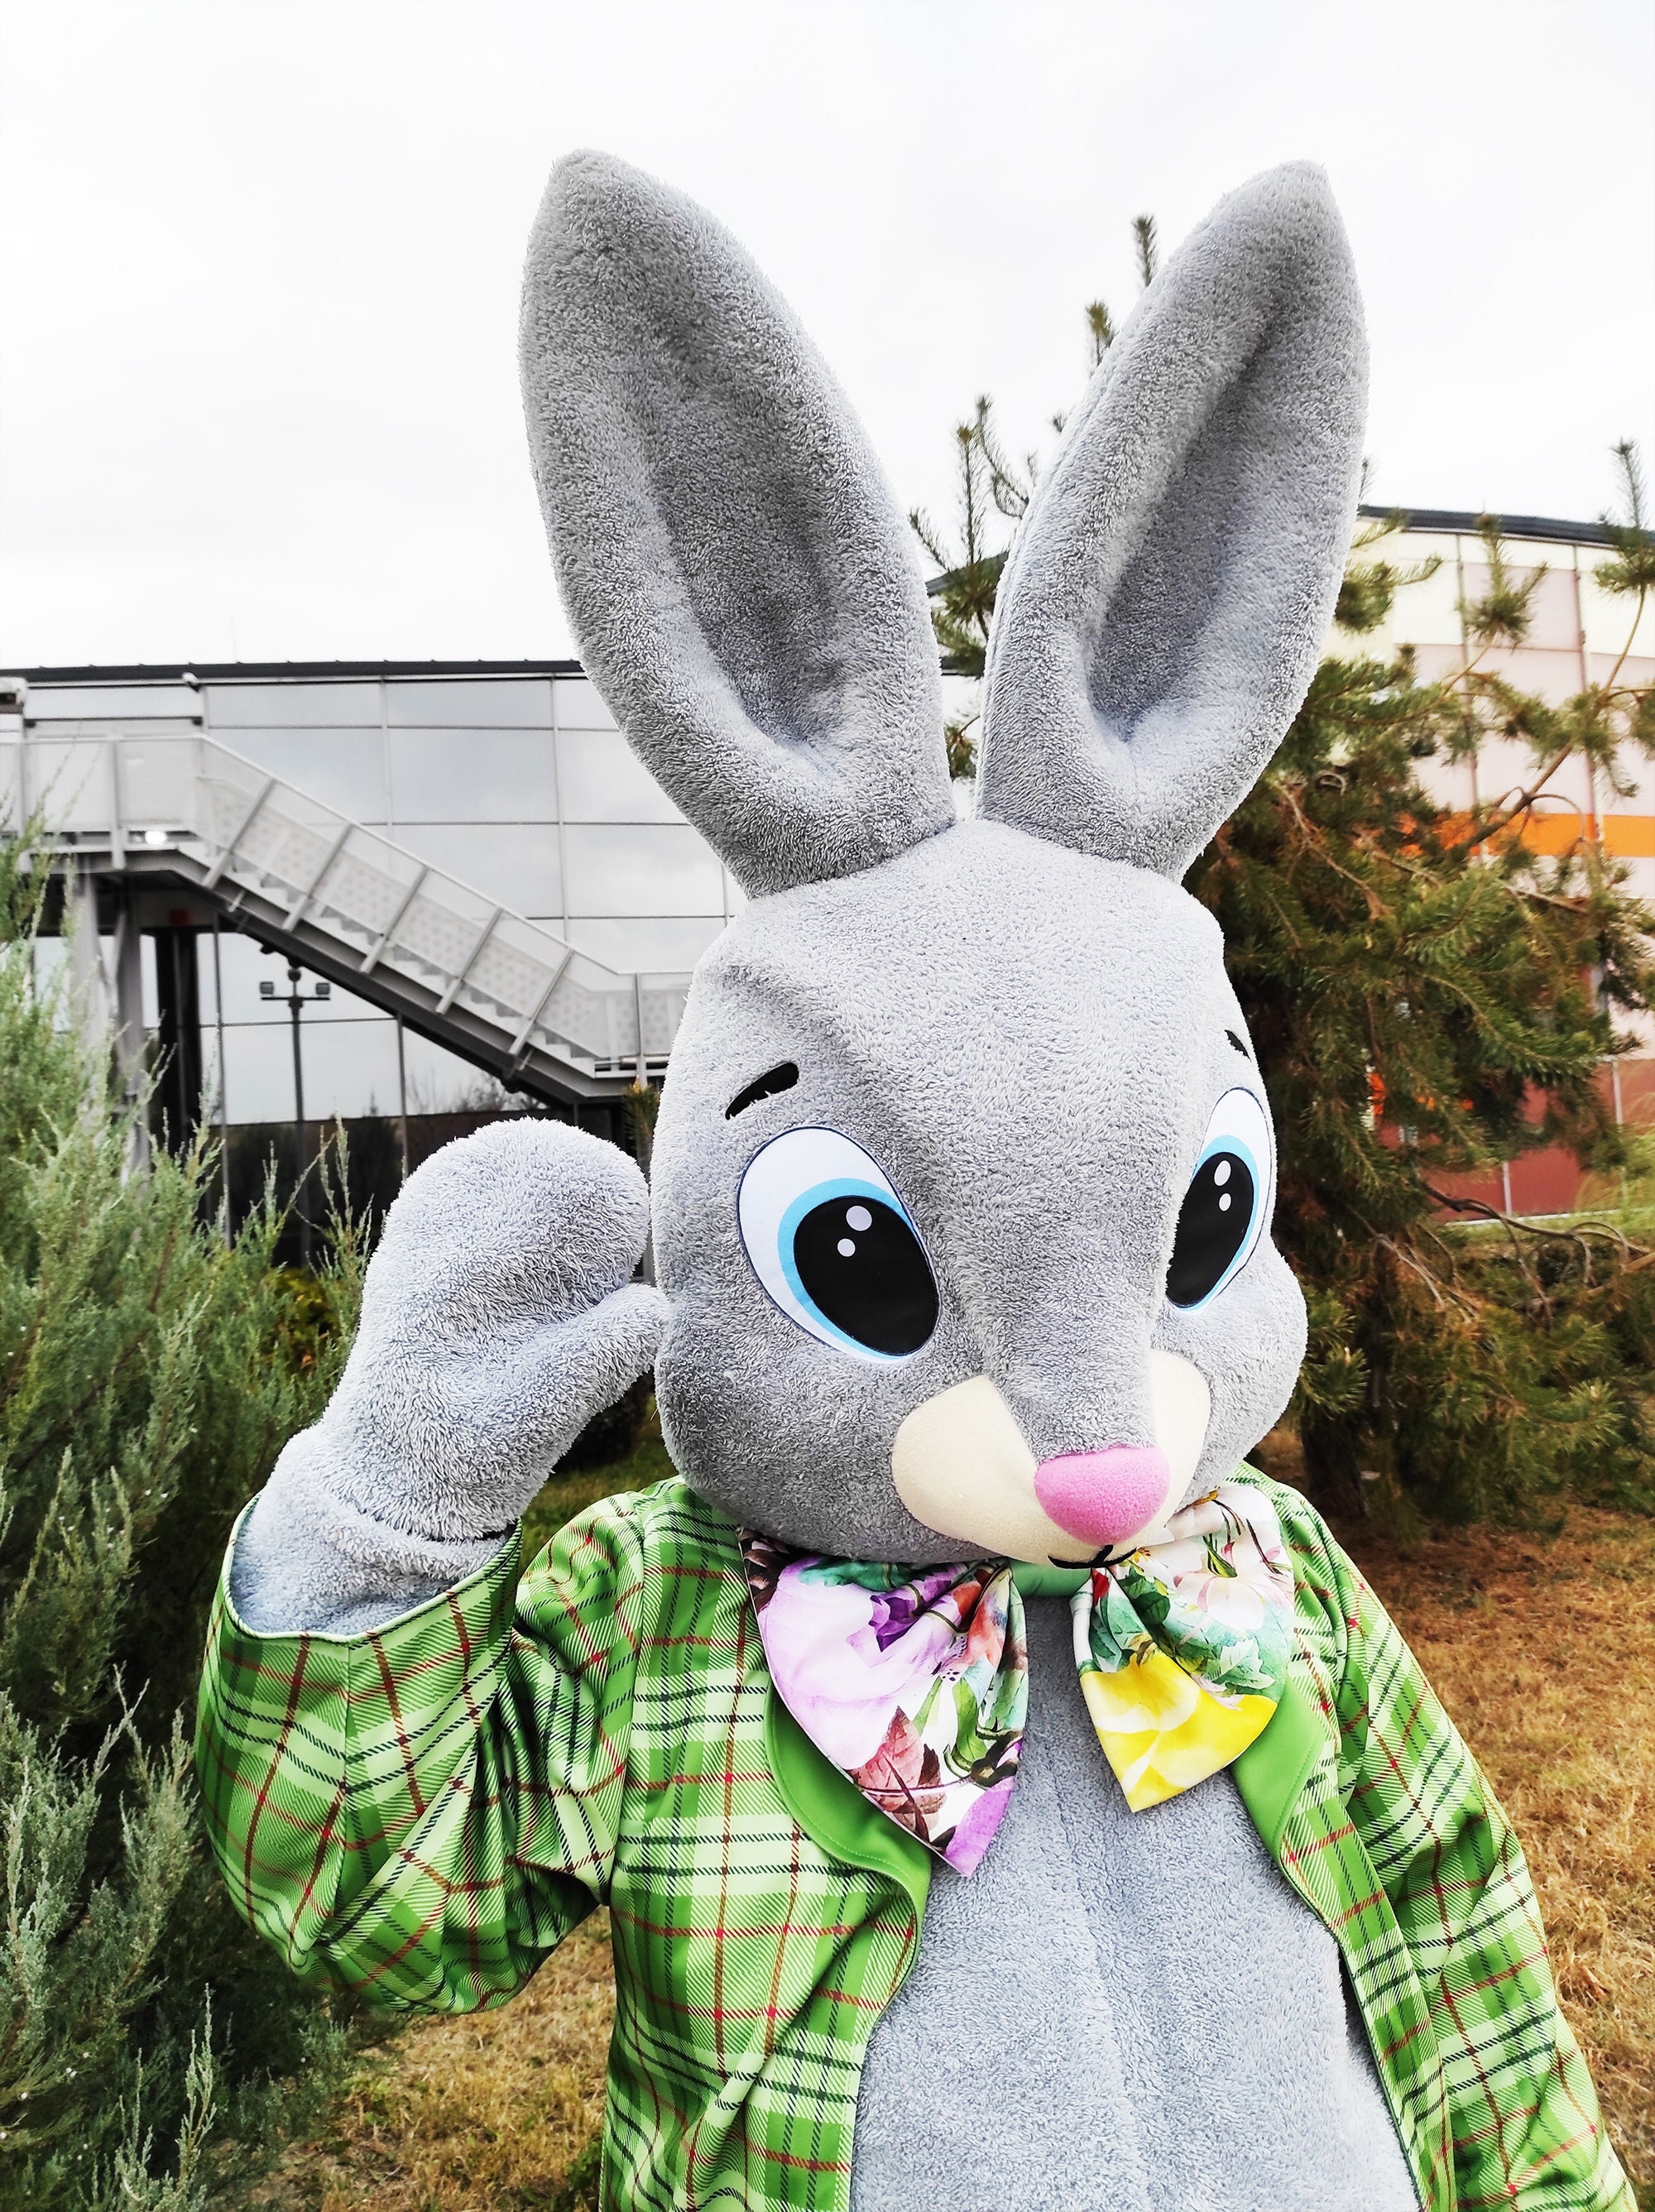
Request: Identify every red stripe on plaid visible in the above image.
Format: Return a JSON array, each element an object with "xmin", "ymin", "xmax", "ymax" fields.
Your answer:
[{"xmin": 198, "ymin": 1473, "xmax": 1633, "ymax": 2212}]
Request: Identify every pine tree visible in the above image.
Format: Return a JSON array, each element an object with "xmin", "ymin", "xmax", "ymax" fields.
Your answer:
[
  {"xmin": 1190, "ymin": 477, "xmax": 1655, "ymax": 1519},
  {"xmin": 913, "ymin": 211, "xmax": 1160, "ymax": 780},
  {"xmin": 919, "ymin": 250, "xmax": 1655, "ymax": 1519},
  {"xmin": 0, "ymin": 843, "xmax": 360, "ymax": 2205}
]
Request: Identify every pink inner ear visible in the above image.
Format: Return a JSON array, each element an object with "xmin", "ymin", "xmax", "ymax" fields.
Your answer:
[{"xmin": 1034, "ymin": 1447, "xmax": 1172, "ymax": 1548}]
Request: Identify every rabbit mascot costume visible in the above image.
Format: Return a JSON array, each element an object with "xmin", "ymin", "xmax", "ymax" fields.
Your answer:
[{"xmin": 199, "ymin": 155, "xmax": 1631, "ymax": 2212}]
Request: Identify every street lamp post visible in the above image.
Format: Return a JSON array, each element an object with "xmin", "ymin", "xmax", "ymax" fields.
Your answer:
[{"xmin": 261, "ymin": 958, "xmax": 331, "ymax": 1269}]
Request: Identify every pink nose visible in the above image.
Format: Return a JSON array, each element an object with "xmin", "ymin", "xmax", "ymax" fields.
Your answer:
[{"xmin": 1034, "ymin": 1446, "xmax": 1172, "ymax": 1548}]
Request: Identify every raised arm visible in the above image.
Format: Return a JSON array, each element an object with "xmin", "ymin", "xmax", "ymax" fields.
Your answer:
[
  {"xmin": 195, "ymin": 1121, "xmax": 669, "ymax": 2009},
  {"xmin": 230, "ymin": 1119, "xmax": 666, "ymax": 1635}
]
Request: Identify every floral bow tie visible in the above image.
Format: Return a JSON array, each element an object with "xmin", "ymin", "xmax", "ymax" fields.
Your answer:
[{"xmin": 740, "ymin": 1480, "xmax": 1294, "ymax": 1876}]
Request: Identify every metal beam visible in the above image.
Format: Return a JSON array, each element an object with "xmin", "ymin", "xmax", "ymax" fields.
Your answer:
[
  {"xmin": 436, "ymin": 907, "xmax": 501, "ymax": 1016},
  {"xmin": 362, "ymin": 865, "xmax": 426, "ymax": 975},
  {"xmin": 283, "ymin": 819, "xmax": 352, "ymax": 931},
  {"xmin": 203, "ymin": 775, "xmax": 276, "ymax": 889}
]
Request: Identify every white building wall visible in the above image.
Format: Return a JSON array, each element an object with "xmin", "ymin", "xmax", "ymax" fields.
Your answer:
[
  {"xmin": 9, "ymin": 521, "xmax": 1652, "ymax": 1130},
  {"xmin": 14, "ymin": 667, "xmax": 740, "ymax": 1124},
  {"xmin": 1334, "ymin": 523, "xmax": 1655, "ymax": 908}
]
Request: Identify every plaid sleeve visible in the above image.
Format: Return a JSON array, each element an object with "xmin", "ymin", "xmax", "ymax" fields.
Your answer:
[
  {"xmin": 194, "ymin": 1495, "xmax": 646, "ymax": 2013},
  {"xmin": 1312, "ymin": 1520, "xmax": 1633, "ymax": 2212}
]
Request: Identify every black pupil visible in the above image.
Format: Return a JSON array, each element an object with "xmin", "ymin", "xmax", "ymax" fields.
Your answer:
[
  {"xmin": 1165, "ymin": 1151, "xmax": 1255, "ymax": 1308},
  {"xmin": 791, "ymin": 1197, "xmax": 938, "ymax": 1356}
]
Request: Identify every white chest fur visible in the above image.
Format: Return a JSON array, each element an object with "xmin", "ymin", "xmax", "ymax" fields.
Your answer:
[{"xmin": 848, "ymin": 1600, "xmax": 1419, "ymax": 2212}]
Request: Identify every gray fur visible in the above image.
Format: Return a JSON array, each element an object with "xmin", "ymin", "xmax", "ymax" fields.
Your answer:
[
  {"xmin": 230, "ymin": 1435, "xmax": 508, "ymax": 1639},
  {"xmin": 977, "ymin": 161, "xmax": 1366, "ymax": 880},
  {"xmin": 232, "ymin": 1120, "xmax": 666, "ymax": 1634},
  {"xmin": 851, "ymin": 1603, "xmax": 1418, "ymax": 2211},
  {"xmin": 227, "ymin": 156, "xmax": 1406, "ymax": 2207},
  {"xmin": 652, "ymin": 817, "xmax": 1305, "ymax": 1562},
  {"xmin": 518, "ymin": 151, "xmax": 954, "ymax": 901}
]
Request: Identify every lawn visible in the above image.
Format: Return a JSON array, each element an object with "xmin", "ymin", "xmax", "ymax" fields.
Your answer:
[{"xmin": 245, "ymin": 1432, "xmax": 1654, "ymax": 2211}]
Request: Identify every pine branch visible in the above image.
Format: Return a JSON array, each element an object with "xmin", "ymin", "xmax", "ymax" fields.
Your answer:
[
  {"xmin": 1593, "ymin": 439, "xmax": 1654, "ymax": 694},
  {"xmin": 1133, "ymin": 213, "xmax": 1158, "ymax": 289}
]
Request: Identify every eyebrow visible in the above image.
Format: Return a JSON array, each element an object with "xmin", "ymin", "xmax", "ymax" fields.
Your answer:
[
  {"xmin": 1226, "ymin": 1029, "xmax": 1250, "ymax": 1058},
  {"xmin": 725, "ymin": 1062, "xmax": 800, "ymax": 1118}
]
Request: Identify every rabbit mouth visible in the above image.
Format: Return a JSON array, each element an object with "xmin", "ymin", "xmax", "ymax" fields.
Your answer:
[{"xmin": 889, "ymin": 1353, "xmax": 1211, "ymax": 1565}]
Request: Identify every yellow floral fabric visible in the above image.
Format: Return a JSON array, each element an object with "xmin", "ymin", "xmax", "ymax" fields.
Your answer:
[
  {"xmin": 1075, "ymin": 1481, "xmax": 1294, "ymax": 1809},
  {"xmin": 745, "ymin": 1480, "xmax": 1294, "ymax": 1872}
]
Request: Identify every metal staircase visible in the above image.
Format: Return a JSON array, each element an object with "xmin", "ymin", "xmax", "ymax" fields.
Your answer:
[{"xmin": 2, "ymin": 727, "xmax": 692, "ymax": 1102}]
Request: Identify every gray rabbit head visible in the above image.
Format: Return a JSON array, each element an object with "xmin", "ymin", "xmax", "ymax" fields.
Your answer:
[{"xmin": 520, "ymin": 151, "xmax": 1366, "ymax": 1566}]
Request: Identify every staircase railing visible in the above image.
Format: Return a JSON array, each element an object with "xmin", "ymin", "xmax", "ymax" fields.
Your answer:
[{"xmin": 1, "ymin": 729, "xmax": 693, "ymax": 1087}]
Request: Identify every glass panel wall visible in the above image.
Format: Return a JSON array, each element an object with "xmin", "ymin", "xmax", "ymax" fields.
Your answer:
[
  {"xmin": 0, "ymin": 668, "xmax": 723, "ymax": 1127},
  {"xmin": 556, "ymin": 727, "xmax": 682, "ymax": 823},
  {"xmin": 212, "ymin": 728, "xmax": 390, "ymax": 820},
  {"xmin": 12, "ymin": 667, "xmax": 737, "ymax": 1149},
  {"xmin": 392, "ymin": 824, "xmax": 562, "ymax": 917},
  {"xmin": 386, "ymin": 679, "xmax": 552, "ymax": 727},
  {"xmin": 389, "ymin": 730, "xmax": 557, "ymax": 821},
  {"xmin": 562, "ymin": 823, "xmax": 726, "ymax": 918},
  {"xmin": 209, "ymin": 683, "xmax": 380, "ymax": 726},
  {"xmin": 25, "ymin": 685, "xmax": 202, "ymax": 720},
  {"xmin": 198, "ymin": 927, "xmax": 512, "ymax": 1125}
]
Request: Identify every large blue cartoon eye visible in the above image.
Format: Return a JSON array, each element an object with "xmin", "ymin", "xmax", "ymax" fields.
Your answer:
[
  {"xmin": 1166, "ymin": 1088, "xmax": 1273, "ymax": 1310},
  {"xmin": 737, "ymin": 1128, "xmax": 938, "ymax": 1360}
]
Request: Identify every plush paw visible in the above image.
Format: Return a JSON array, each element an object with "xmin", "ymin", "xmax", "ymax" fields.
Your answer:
[{"xmin": 320, "ymin": 1119, "xmax": 669, "ymax": 1542}]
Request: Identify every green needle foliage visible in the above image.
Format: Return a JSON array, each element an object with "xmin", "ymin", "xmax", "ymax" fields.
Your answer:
[
  {"xmin": 0, "ymin": 845, "xmax": 362, "ymax": 2205},
  {"xmin": 919, "ymin": 249, "xmax": 1655, "ymax": 1519},
  {"xmin": 1192, "ymin": 522, "xmax": 1655, "ymax": 1518}
]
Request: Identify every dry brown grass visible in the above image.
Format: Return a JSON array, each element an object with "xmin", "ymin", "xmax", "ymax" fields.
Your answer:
[
  {"xmin": 248, "ymin": 1480, "xmax": 1654, "ymax": 2210},
  {"xmin": 246, "ymin": 1913, "xmax": 616, "ymax": 2211},
  {"xmin": 1342, "ymin": 1500, "xmax": 1655, "ymax": 2197}
]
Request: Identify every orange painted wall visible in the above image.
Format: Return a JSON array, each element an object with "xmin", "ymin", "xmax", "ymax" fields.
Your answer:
[{"xmin": 1426, "ymin": 1059, "xmax": 1655, "ymax": 1219}]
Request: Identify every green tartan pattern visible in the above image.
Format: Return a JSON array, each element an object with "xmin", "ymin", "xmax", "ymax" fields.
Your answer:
[
  {"xmin": 1266, "ymin": 1495, "xmax": 1631, "ymax": 2212},
  {"xmin": 196, "ymin": 1482, "xmax": 921, "ymax": 2210},
  {"xmin": 195, "ymin": 1474, "xmax": 1631, "ymax": 2212}
]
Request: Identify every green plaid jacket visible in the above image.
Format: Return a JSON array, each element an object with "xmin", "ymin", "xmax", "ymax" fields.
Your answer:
[{"xmin": 195, "ymin": 1473, "xmax": 1631, "ymax": 2212}]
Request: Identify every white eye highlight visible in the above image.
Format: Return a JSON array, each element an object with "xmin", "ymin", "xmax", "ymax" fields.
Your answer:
[
  {"xmin": 737, "ymin": 1127, "xmax": 938, "ymax": 1361},
  {"xmin": 1165, "ymin": 1087, "xmax": 1274, "ymax": 1310}
]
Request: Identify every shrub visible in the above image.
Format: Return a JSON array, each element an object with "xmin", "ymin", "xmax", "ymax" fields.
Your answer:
[{"xmin": 0, "ymin": 842, "xmax": 361, "ymax": 2206}]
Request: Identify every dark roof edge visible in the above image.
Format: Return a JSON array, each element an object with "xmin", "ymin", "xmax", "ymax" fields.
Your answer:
[
  {"xmin": 1357, "ymin": 504, "xmax": 1614, "ymax": 549},
  {"xmin": 5, "ymin": 658, "xmax": 588, "ymax": 685}
]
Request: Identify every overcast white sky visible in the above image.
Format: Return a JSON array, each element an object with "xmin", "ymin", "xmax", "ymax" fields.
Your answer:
[{"xmin": 2, "ymin": 0, "xmax": 1651, "ymax": 671}]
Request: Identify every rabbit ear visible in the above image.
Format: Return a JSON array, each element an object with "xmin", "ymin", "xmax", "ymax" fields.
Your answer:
[
  {"xmin": 976, "ymin": 162, "xmax": 1366, "ymax": 878},
  {"xmin": 520, "ymin": 151, "xmax": 953, "ymax": 900}
]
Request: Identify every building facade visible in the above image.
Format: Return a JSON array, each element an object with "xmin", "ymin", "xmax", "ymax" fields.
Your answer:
[
  {"xmin": 1349, "ymin": 508, "xmax": 1655, "ymax": 1212},
  {"xmin": 2, "ymin": 661, "xmax": 736, "ymax": 1135},
  {"xmin": 3, "ymin": 503, "xmax": 1652, "ymax": 1220},
  {"xmin": 1355, "ymin": 507, "xmax": 1655, "ymax": 877}
]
